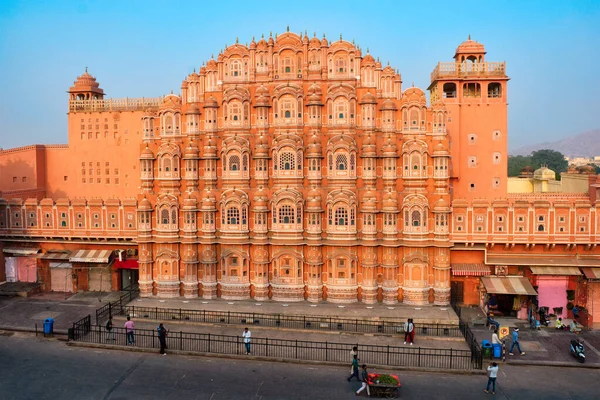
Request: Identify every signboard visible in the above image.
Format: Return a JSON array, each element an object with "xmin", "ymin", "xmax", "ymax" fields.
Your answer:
[{"xmin": 499, "ymin": 326, "xmax": 510, "ymax": 340}]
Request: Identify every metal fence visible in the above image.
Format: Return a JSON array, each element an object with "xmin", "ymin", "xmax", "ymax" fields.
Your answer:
[
  {"xmin": 72, "ymin": 314, "xmax": 91, "ymax": 340},
  {"xmin": 95, "ymin": 286, "xmax": 139, "ymax": 325},
  {"xmin": 450, "ymin": 301, "xmax": 483, "ymax": 369},
  {"xmin": 71, "ymin": 324, "xmax": 478, "ymax": 370},
  {"xmin": 117, "ymin": 306, "xmax": 461, "ymax": 338}
]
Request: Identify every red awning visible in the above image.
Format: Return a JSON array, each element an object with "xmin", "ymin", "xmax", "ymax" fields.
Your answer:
[{"xmin": 114, "ymin": 260, "xmax": 138, "ymax": 269}]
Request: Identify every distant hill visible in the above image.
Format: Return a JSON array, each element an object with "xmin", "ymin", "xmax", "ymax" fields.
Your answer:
[{"xmin": 511, "ymin": 129, "xmax": 600, "ymax": 157}]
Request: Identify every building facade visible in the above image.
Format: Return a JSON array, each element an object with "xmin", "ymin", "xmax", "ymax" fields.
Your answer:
[{"xmin": 1, "ymin": 31, "xmax": 600, "ymax": 326}]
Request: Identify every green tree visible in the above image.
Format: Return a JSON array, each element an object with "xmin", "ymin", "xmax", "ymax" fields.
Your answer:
[
  {"xmin": 530, "ymin": 149, "xmax": 568, "ymax": 175},
  {"xmin": 507, "ymin": 155, "xmax": 533, "ymax": 177}
]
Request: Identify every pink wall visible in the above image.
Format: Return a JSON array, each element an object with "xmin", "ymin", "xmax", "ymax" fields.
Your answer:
[{"xmin": 537, "ymin": 276, "xmax": 568, "ymax": 318}]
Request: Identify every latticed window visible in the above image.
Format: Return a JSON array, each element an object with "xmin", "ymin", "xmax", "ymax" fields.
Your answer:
[
  {"xmin": 335, "ymin": 207, "xmax": 348, "ymax": 226},
  {"xmin": 230, "ymin": 60, "xmax": 241, "ymax": 77},
  {"xmin": 296, "ymin": 152, "xmax": 302, "ymax": 170},
  {"xmin": 336, "ymin": 154, "xmax": 348, "ymax": 171},
  {"xmin": 227, "ymin": 207, "xmax": 240, "ymax": 225},
  {"xmin": 278, "ymin": 205, "xmax": 295, "ymax": 224},
  {"xmin": 411, "ymin": 210, "xmax": 421, "ymax": 227},
  {"xmin": 229, "ymin": 102, "xmax": 241, "ymax": 121},
  {"xmin": 279, "ymin": 152, "xmax": 295, "ymax": 170},
  {"xmin": 242, "ymin": 155, "xmax": 248, "ymax": 171},
  {"xmin": 171, "ymin": 209, "xmax": 177, "ymax": 225},
  {"xmin": 229, "ymin": 155, "xmax": 240, "ymax": 171},
  {"xmin": 161, "ymin": 210, "xmax": 169, "ymax": 225}
]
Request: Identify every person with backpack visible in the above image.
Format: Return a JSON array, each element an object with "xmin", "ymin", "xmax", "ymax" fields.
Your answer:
[
  {"xmin": 157, "ymin": 323, "xmax": 168, "ymax": 356},
  {"xmin": 105, "ymin": 316, "xmax": 115, "ymax": 341}
]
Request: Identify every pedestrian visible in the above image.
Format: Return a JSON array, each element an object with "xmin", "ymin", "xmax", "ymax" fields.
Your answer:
[
  {"xmin": 124, "ymin": 315, "xmax": 135, "ymax": 345},
  {"xmin": 347, "ymin": 355, "xmax": 360, "ymax": 381},
  {"xmin": 242, "ymin": 327, "xmax": 251, "ymax": 355},
  {"xmin": 509, "ymin": 328, "xmax": 525, "ymax": 355},
  {"xmin": 355, "ymin": 364, "xmax": 371, "ymax": 396},
  {"xmin": 105, "ymin": 316, "xmax": 115, "ymax": 341},
  {"xmin": 157, "ymin": 323, "xmax": 168, "ymax": 356},
  {"xmin": 491, "ymin": 329, "xmax": 501, "ymax": 345},
  {"xmin": 404, "ymin": 318, "xmax": 415, "ymax": 345},
  {"xmin": 350, "ymin": 346, "xmax": 359, "ymax": 360},
  {"xmin": 484, "ymin": 362, "xmax": 499, "ymax": 394}
]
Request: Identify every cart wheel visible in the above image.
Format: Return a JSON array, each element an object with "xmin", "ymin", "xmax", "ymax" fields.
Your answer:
[{"xmin": 385, "ymin": 388, "xmax": 398, "ymax": 399}]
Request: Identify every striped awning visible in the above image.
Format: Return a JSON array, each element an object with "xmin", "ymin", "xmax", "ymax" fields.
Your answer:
[
  {"xmin": 37, "ymin": 251, "xmax": 71, "ymax": 261},
  {"xmin": 69, "ymin": 249, "xmax": 113, "ymax": 263},
  {"xmin": 2, "ymin": 247, "xmax": 40, "ymax": 255},
  {"xmin": 581, "ymin": 268, "xmax": 600, "ymax": 280},
  {"xmin": 480, "ymin": 276, "xmax": 538, "ymax": 296},
  {"xmin": 451, "ymin": 264, "xmax": 491, "ymax": 276},
  {"xmin": 530, "ymin": 266, "xmax": 582, "ymax": 276}
]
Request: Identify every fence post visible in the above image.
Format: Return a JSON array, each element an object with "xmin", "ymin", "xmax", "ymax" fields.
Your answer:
[
  {"xmin": 228, "ymin": 311, "xmax": 231, "ymax": 324},
  {"xmin": 295, "ymin": 340, "xmax": 298, "ymax": 359},
  {"xmin": 325, "ymin": 342, "xmax": 328, "ymax": 361},
  {"xmin": 180, "ymin": 331, "xmax": 183, "ymax": 351},
  {"xmin": 387, "ymin": 345, "xmax": 390, "ymax": 365},
  {"xmin": 109, "ymin": 302, "xmax": 112, "ymax": 318},
  {"xmin": 266, "ymin": 338, "xmax": 269, "ymax": 357},
  {"xmin": 355, "ymin": 318, "xmax": 358, "ymax": 332},
  {"xmin": 203, "ymin": 309, "xmax": 206, "ymax": 323},
  {"xmin": 208, "ymin": 333, "xmax": 211, "ymax": 353},
  {"xmin": 450, "ymin": 348, "xmax": 453, "ymax": 369},
  {"xmin": 418, "ymin": 347, "xmax": 421, "ymax": 367},
  {"xmin": 180, "ymin": 308, "xmax": 182, "ymax": 321}
]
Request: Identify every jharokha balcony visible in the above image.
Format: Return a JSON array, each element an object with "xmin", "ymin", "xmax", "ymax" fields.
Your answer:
[{"xmin": 430, "ymin": 62, "xmax": 506, "ymax": 82}]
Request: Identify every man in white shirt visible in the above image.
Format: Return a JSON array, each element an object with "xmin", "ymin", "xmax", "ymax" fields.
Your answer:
[
  {"xmin": 242, "ymin": 327, "xmax": 251, "ymax": 355},
  {"xmin": 484, "ymin": 362, "xmax": 499, "ymax": 395}
]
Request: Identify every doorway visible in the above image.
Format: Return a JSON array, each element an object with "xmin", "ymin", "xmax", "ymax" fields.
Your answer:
[
  {"xmin": 451, "ymin": 281, "xmax": 464, "ymax": 304},
  {"xmin": 121, "ymin": 268, "xmax": 139, "ymax": 290}
]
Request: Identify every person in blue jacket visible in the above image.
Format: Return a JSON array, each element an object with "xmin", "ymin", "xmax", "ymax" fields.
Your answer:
[{"xmin": 509, "ymin": 328, "xmax": 525, "ymax": 356}]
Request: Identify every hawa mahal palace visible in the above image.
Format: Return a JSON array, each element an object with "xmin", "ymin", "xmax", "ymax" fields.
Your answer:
[{"xmin": 1, "ymin": 30, "xmax": 599, "ymax": 326}]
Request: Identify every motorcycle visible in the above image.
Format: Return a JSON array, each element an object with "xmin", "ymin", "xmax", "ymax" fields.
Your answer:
[
  {"xmin": 538, "ymin": 309, "xmax": 551, "ymax": 327},
  {"xmin": 570, "ymin": 339, "xmax": 585, "ymax": 363}
]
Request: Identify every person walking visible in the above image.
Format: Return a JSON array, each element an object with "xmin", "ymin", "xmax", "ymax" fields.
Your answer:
[
  {"xmin": 355, "ymin": 364, "xmax": 371, "ymax": 396},
  {"xmin": 509, "ymin": 328, "xmax": 525, "ymax": 355},
  {"xmin": 350, "ymin": 346, "xmax": 359, "ymax": 360},
  {"xmin": 484, "ymin": 362, "xmax": 499, "ymax": 394},
  {"xmin": 124, "ymin": 316, "xmax": 135, "ymax": 345},
  {"xmin": 242, "ymin": 327, "xmax": 251, "ymax": 355},
  {"xmin": 347, "ymin": 355, "xmax": 360, "ymax": 381},
  {"xmin": 105, "ymin": 316, "xmax": 115, "ymax": 342},
  {"xmin": 404, "ymin": 318, "xmax": 415, "ymax": 345},
  {"xmin": 157, "ymin": 323, "xmax": 168, "ymax": 356}
]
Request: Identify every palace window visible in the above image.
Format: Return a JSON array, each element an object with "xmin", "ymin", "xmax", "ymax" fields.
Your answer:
[{"xmin": 488, "ymin": 82, "xmax": 502, "ymax": 98}]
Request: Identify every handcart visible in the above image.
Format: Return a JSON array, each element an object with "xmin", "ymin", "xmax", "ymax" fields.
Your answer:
[{"xmin": 367, "ymin": 373, "xmax": 402, "ymax": 398}]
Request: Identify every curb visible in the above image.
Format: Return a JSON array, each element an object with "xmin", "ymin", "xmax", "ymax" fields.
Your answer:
[
  {"xmin": 110, "ymin": 316, "xmax": 466, "ymax": 343},
  {"xmin": 0, "ymin": 325, "xmax": 69, "ymax": 337},
  {"xmin": 506, "ymin": 360, "xmax": 600, "ymax": 369},
  {"xmin": 67, "ymin": 341, "xmax": 486, "ymax": 375}
]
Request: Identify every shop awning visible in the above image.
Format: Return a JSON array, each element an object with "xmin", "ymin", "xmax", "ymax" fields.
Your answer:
[
  {"xmin": 451, "ymin": 264, "xmax": 491, "ymax": 276},
  {"xmin": 530, "ymin": 266, "xmax": 582, "ymax": 276},
  {"xmin": 581, "ymin": 268, "xmax": 600, "ymax": 280},
  {"xmin": 2, "ymin": 247, "xmax": 40, "ymax": 255},
  {"xmin": 114, "ymin": 260, "xmax": 138, "ymax": 269},
  {"xmin": 69, "ymin": 249, "xmax": 113, "ymax": 263},
  {"xmin": 486, "ymin": 254, "xmax": 600, "ymax": 267},
  {"xmin": 480, "ymin": 276, "xmax": 538, "ymax": 296},
  {"xmin": 37, "ymin": 251, "xmax": 71, "ymax": 261}
]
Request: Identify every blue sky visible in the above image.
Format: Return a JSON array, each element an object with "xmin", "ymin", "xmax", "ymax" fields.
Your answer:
[{"xmin": 0, "ymin": 0, "xmax": 598, "ymax": 152}]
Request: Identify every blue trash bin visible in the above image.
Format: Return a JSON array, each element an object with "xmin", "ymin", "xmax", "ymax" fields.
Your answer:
[
  {"xmin": 492, "ymin": 343, "xmax": 502, "ymax": 358},
  {"xmin": 43, "ymin": 318, "xmax": 54, "ymax": 335},
  {"xmin": 482, "ymin": 340, "xmax": 493, "ymax": 358}
]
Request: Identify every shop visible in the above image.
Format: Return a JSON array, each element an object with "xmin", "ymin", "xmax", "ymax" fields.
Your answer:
[
  {"xmin": 582, "ymin": 268, "xmax": 600, "ymax": 329},
  {"xmin": 114, "ymin": 259, "xmax": 139, "ymax": 290},
  {"xmin": 37, "ymin": 250, "xmax": 73, "ymax": 292},
  {"xmin": 70, "ymin": 249, "xmax": 114, "ymax": 292},
  {"xmin": 450, "ymin": 263, "xmax": 491, "ymax": 305},
  {"xmin": 530, "ymin": 266, "xmax": 581, "ymax": 319},
  {"xmin": 480, "ymin": 276, "xmax": 538, "ymax": 319},
  {"xmin": 2, "ymin": 247, "xmax": 40, "ymax": 283}
]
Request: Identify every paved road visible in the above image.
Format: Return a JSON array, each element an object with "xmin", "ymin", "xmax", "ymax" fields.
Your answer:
[{"xmin": 0, "ymin": 332, "xmax": 598, "ymax": 400}]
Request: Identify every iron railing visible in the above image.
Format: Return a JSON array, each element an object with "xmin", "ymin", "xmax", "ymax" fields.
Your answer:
[
  {"xmin": 450, "ymin": 301, "xmax": 483, "ymax": 369},
  {"xmin": 71, "ymin": 314, "xmax": 91, "ymax": 340},
  {"xmin": 117, "ymin": 305, "xmax": 461, "ymax": 338},
  {"xmin": 95, "ymin": 286, "xmax": 139, "ymax": 325},
  {"xmin": 71, "ymin": 324, "xmax": 478, "ymax": 370}
]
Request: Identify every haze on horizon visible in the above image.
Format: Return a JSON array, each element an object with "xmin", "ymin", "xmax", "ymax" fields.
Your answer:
[{"xmin": 0, "ymin": 0, "xmax": 598, "ymax": 152}]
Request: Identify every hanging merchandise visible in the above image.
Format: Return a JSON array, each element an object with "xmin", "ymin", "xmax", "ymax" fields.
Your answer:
[{"xmin": 513, "ymin": 296, "xmax": 521, "ymax": 311}]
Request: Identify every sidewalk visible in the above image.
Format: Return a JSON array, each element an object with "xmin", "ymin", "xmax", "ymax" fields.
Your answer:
[
  {"xmin": 461, "ymin": 306, "xmax": 600, "ymax": 367},
  {"xmin": 128, "ymin": 297, "xmax": 459, "ymax": 325}
]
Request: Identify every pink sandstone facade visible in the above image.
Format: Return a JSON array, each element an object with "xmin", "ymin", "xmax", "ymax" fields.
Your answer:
[{"xmin": 1, "ymin": 31, "xmax": 599, "ymax": 326}]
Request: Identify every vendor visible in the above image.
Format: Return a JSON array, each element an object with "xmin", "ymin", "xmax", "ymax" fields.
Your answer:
[{"xmin": 570, "ymin": 318, "xmax": 582, "ymax": 334}]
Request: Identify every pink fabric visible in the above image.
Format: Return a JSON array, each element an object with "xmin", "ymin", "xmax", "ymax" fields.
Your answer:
[{"xmin": 124, "ymin": 320, "xmax": 134, "ymax": 332}]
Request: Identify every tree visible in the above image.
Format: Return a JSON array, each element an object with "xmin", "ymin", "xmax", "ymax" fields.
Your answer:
[
  {"xmin": 507, "ymin": 155, "xmax": 533, "ymax": 177},
  {"xmin": 530, "ymin": 149, "xmax": 568, "ymax": 175}
]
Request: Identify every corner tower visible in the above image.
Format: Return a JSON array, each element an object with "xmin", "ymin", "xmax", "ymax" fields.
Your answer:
[
  {"xmin": 68, "ymin": 68, "xmax": 105, "ymax": 101},
  {"xmin": 428, "ymin": 37, "xmax": 509, "ymax": 200}
]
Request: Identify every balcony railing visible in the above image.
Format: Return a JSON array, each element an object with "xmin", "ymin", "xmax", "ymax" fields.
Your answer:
[
  {"xmin": 69, "ymin": 97, "xmax": 163, "ymax": 112},
  {"xmin": 430, "ymin": 62, "xmax": 506, "ymax": 81}
]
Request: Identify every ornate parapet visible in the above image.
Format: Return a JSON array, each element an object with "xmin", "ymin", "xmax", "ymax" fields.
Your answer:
[{"xmin": 68, "ymin": 97, "xmax": 162, "ymax": 113}]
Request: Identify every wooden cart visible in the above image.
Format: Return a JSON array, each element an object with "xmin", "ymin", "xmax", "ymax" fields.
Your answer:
[{"xmin": 367, "ymin": 373, "xmax": 402, "ymax": 398}]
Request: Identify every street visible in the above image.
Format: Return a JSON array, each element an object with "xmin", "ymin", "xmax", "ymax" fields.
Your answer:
[{"xmin": 0, "ymin": 332, "xmax": 598, "ymax": 400}]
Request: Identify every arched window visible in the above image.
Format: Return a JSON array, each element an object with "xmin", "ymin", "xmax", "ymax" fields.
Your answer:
[
  {"xmin": 171, "ymin": 209, "xmax": 177, "ymax": 225},
  {"xmin": 280, "ymin": 151, "xmax": 295, "ymax": 170},
  {"xmin": 336, "ymin": 154, "xmax": 347, "ymax": 171},
  {"xmin": 227, "ymin": 207, "xmax": 240, "ymax": 225},
  {"xmin": 335, "ymin": 207, "xmax": 348, "ymax": 226},
  {"xmin": 230, "ymin": 59, "xmax": 242, "ymax": 77},
  {"xmin": 333, "ymin": 99, "xmax": 348, "ymax": 123},
  {"xmin": 488, "ymin": 82, "xmax": 502, "ymax": 98},
  {"xmin": 161, "ymin": 209, "xmax": 169, "ymax": 225},
  {"xmin": 278, "ymin": 205, "xmax": 294, "ymax": 224},
  {"xmin": 443, "ymin": 83, "xmax": 456, "ymax": 98},
  {"xmin": 228, "ymin": 101, "xmax": 241, "ymax": 122}
]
